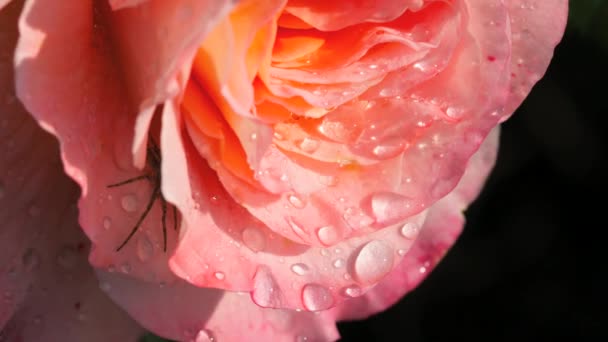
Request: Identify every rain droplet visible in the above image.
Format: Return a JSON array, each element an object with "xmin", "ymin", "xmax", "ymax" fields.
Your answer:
[
  {"xmin": 372, "ymin": 142, "xmax": 406, "ymax": 159},
  {"xmin": 242, "ymin": 227, "xmax": 266, "ymax": 252},
  {"xmin": 445, "ymin": 106, "xmax": 464, "ymax": 119},
  {"xmin": 102, "ymin": 217, "xmax": 112, "ymax": 230},
  {"xmin": 370, "ymin": 192, "xmax": 414, "ymax": 224},
  {"xmin": 56, "ymin": 246, "xmax": 78, "ymax": 269},
  {"xmin": 332, "ymin": 258, "xmax": 345, "ymax": 268},
  {"xmin": 22, "ymin": 248, "xmax": 40, "ymax": 271},
  {"xmin": 301, "ymin": 284, "xmax": 334, "ymax": 311},
  {"xmin": 250, "ymin": 133, "xmax": 257, "ymax": 141},
  {"xmin": 194, "ymin": 329, "xmax": 216, "ymax": 342},
  {"xmin": 341, "ymin": 285, "xmax": 363, "ymax": 298},
  {"xmin": 290, "ymin": 263, "xmax": 310, "ymax": 276},
  {"xmin": 295, "ymin": 335, "xmax": 309, "ymax": 342},
  {"xmin": 316, "ymin": 226, "xmax": 339, "ymax": 246},
  {"xmin": 137, "ymin": 237, "xmax": 154, "ymax": 262},
  {"xmin": 121, "ymin": 194, "xmax": 138, "ymax": 212},
  {"xmin": 400, "ymin": 222, "xmax": 420, "ymax": 239},
  {"xmin": 353, "ymin": 240, "xmax": 394, "ymax": 285},
  {"xmin": 214, "ymin": 271, "xmax": 225, "ymax": 280},
  {"xmin": 120, "ymin": 263, "xmax": 131, "ymax": 274},
  {"xmin": 298, "ymin": 137, "xmax": 320, "ymax": 153},
  {"xmin": 288, "ymin": 194, "xmax": 306, "ymax": 209},
  {"xmin": 397, "ymin": 249, "xmax": 408, "ymax": 256},
  {"xmin": 252, "ymin": 266, "xmax": 282, "ymax": 307}
]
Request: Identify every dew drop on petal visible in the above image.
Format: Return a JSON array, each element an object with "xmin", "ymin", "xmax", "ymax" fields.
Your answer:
[
  {"xmin": 102, "ymin": 217, "xmax": 112, "ymax": 230},
  {"xmin": 295, "ymin": 335, "xmax": 309, "ymax": 342},
  {"xmin": 290, "ymin": 263, "xmax": 310, "ymax": 276},
  {"xmin": 252, "ymin": 267, "xmax": 282, "ymax": 307},
  {"xmin": 341, "ymin": 285, "xmax": 363, "ymax": 298},
  {"xmin": 137, "ymin": 237, "xmax": 154, "ymax": 262},
  {"xmin": 370, "ymin": 192, "xmax": 414, "ymax": 224},
  {"xmin": 301, "ymin": 284, "xmax": 334, "ymax": 311},
  {"xmin": 316, "ymin": 226, "xmax": 338, "ymax": 246},
  {"xmin": 194, "ymin": 329, "xmax": 216, "ymax": 342},
  {"xmin": 288, "ymin": 194, "xmax": 306, "ymax": 209},
  {"xmin": 400, "ymin": 222, "xmax": 420, "ymax": 239},
  {"xmin": 242, "ymin": 227, "xmax": 266, "ymax": 252},
  {"xmin": 333, "ymin": 258, "xmax": 345, "ymax": 269},
  {"xmin": 214, "ymin": 271, "xmax": 225, "ymax": 280},
  {"xmin": 121, "ymin": 194, "xmax": 138, "ymax": 212},
  {"xmin": 120, "ymin": 263, "xmax": 131, "ymax": 274},
  {"xmin": 298, "ymin": 137, "xmax": 320, "ymax": 153},
  {"xmin": 353, "ymin": 240, "xmax": 394, "ymax": 285}
]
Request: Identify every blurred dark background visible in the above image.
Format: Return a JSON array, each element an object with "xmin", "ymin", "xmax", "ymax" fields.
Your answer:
[
  {"xmin": 339, "ymin": 1, "xmax": 608, "ymax": 341},
  {"xmin": 144, "ymin": 2, "xmax": 608, "ymax": 341}
]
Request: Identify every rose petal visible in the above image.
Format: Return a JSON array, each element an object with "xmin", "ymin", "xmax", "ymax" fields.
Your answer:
[
  {"xmin": 96, "ymin": 271, "xmax": 340, "ymax": 342},
  {"xmin": 502, "ymin": 0, "xmax": 568, "ymax": 117},
  {"xmin": 331, "ymin": 126, "xmax": 500, "ymax": 320},
  {"xmin": 1, "ymin": 4, "xmax": 142, "ymax": 339}
]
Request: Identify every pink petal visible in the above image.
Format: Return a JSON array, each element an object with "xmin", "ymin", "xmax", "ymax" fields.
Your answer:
[
  {"xmin": 1, "ymin": 4, "xmax": 142, "ymax": 339},
  {"xmin": 331, "ymin": 127, "xmax": 500, "ymax": 321},
  {"xmin": 0, "ymin": 0, "xmax": 10, "ymax": 11},
  {"xmin": 96, "ymin": 271, "xmax": 340, "ymax": 342},
  {"xmin": 502, "ymin": 0, "xmax": 568, "ymax": 117}
]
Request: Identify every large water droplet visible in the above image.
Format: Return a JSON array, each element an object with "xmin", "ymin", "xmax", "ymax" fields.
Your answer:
[
  {"xmin": 137, "ymin": 237, "xmax": 154, "ymax": 262},
  {"xmin": 288, "ymin": 194, "xmax": 306, "ymax": 209},
  {"xmin": 242, "ymin": 227, "xmax": 266, "ymax": 252},
  {"xmin": 194, "ymin": 329, "xmax": 216, "ymax": 342},
  {"xmin": 102, "ymin": 217, "xmax": 112, "ymax": 230},
  {"xmin": 400, "ymin": 222, "xmax": 420, "ymax": 239},
  {"xmin": 22, "ymin": 248, "xmax": 40, "ymax": 271},
  {"xmin": 301, "ymin": 284, "xmax": 334, "ymax": 311},
  {"xmin": 370, "ymin": 192, "xmax": 414, "ymax": 224},
  {"xmin": 298, "ymin": 137, "xmax": 320, "ymax": 153},
  {"xmin": 445, "ymin": 106, "xmax": 464, "ymax": 120},
  {"xmin": 316, "ymin": 226, "xmax": 338, "ymax": 246},
  {"xmin": 290, "ymin": 263, "xmax": 310, "ymax": 276},
  {"xmin": 341, "ymin": 285, "xmax": 363, "ymax": 298},
  {"xmin": 121, "ymin": 194, "xmax": 138, "ymax": 212},
  {"xmin": 353, "ymin": 240, "xmax": 394, "ymax": 285},
  {"xmin": 252, "ymin": 267, "xmax": 282, "ymax": 307}
]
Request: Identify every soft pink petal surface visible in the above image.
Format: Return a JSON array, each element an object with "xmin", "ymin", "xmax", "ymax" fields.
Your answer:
[{"xmin": 1, "ymin": 3, "xmax": 142, "ymax": 340}]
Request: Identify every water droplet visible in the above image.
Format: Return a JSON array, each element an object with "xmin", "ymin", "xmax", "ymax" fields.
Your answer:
[
  {"xmin": 400, "ymin": 222, "xmax": 420, "ymax": 239},
  {"xmin": 194, "ymin": 329, "xmax": 216, "ymax": 342},
  {"xmin": 320, "ymin": 249, "xmax": 330, "ymax": 257},
  {"xmin": 341, "ymin": 285, "xmax": 363, "ymax": 298},
  {"xmin": 120, "ymin": 263, "xmax": 131, "ymax": 274},
  {"xmin": 370, "ymin": 192, "xmax": 414, "ymax": 224},
  {"xmin": 214, "ymin": 271, "xmax": 225, "ymax": 280},
  {"xmin": 28, "ymin": 205, "xmax": 41, "ymax": 217},
  {"xmin": 301, "ymin": 284, "xmax": 334, "ymax": 311},
  {"xmin": 242, "ymin": 227, "xmax": 266, "ymax": 252},
  {"xmin": 368, "ymin": 64, "xmax": 378, "ymax": 69},
  {"xmin": 343, "ymin": 207, "xmax": 375, "ymax": 230},
  {"xmin": 288, "ymin": 218, "xmax": 307, "ymax": 239},
  {"xmin": 99, "ymin": 281, "xmax": 112, "ymax": 292},
  {"xmin": 445, "ymin": 107, "xmax": 464, "ymax": 119},
  {"xmin": 332, "ymin": 258, "xmax": 345, "ymax": 268},
  {"xmin": 250, "ymin": 133, "xmax": 258, "ymax": 141},
  {"xmin": 22, "ymin": 248, "xmax": 40, "ymax": 271},
  {"xmin": 56, "ymin": 246, "xmax": 78, "ymax": 269},
  {"xmin": 316, "ymin": 226, "xmax": 339, "ymax": 246},
  {"xmin": 397, "ymin": 249, "xmax": 407, "ymax": 256},
  {"xmin": 372, "ymin": 140, "xmax": 406, "ymax": 159},
  {"xmin": 137, "ymin": 237, "xmax": 154, "ymax": 262},
  {"xmin": 353, "ymin": 240, "xmax": 394, "ymax": 285},
  {"xmin": 252, "ymin": 267, "xmax": 282, "ymax": 307},
  {"xmin": 121, "ymin": 194, "xmax": 138, "ymax": 212},
  {"xmin": 295, "ymin": 335, "xmax": 309, "ymax": 342},
  {"xmin": 102, "ymin": 217, "xmax": 112, "ymax": 230},
  {"xmin": 290, "ymin": 263, "xmax": 310, "ymax": 276},
  {"xmin": 288, "ymin": 194, "xmax": 306, "ymax": 209},
  {"xmin": 298, "ymin": 137, "xmax": 320, "ymax": 153}
]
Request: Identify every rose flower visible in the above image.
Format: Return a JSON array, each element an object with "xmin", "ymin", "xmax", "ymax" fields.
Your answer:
[{"xmin": 0, "ymin": 0, "xmax": 567, "ymax": 341}]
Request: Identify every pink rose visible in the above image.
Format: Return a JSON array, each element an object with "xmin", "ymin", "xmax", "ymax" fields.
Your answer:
[{"xmin": 1, "ymin": 0, "xmax": 567, "ymax": 341}]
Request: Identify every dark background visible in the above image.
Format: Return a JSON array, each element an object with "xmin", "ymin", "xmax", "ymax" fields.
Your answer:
[
  {"xmin": 144, "ymin": 2, "xmax": 608, "ymax": 341},
  {"xmin": 339, "ymin": 1, "xmax": 608, "ymax": 341}
]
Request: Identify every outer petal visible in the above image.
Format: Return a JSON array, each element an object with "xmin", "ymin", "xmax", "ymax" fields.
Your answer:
[
  {"xmin": 1, "ymin": 3, "xmax": 142, "ymax": 340},
  {"xmin": 96, "ymin": 271, "xmax": 340, "ymax": 342},
  {"xmin": 12, "ymin": 0, "xmax": 233, "ymax": 283},
  {"xmin": 502, "ymin": 0, "xmax": 568, "ymax": 118},
  {"xmin": 332, "ymin": 126, "xmax": 500, "ymax": 321}
]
